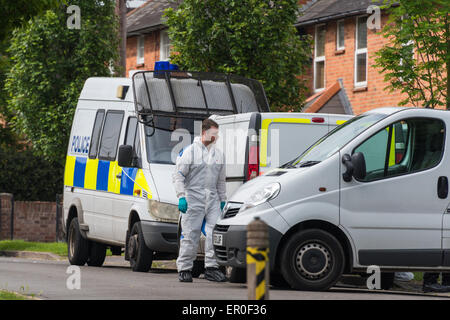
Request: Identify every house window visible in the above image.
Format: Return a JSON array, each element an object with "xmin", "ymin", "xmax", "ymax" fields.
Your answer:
[
  {"xmin": 160, "ymin": 29, "xmax": 170, "ymax": 61},
  {"xmin": 314, "ymin": 24, "xmax": 326, "ymax": 91},
  {"xmin": 137, "ymin": 36, "xmax": 145, "ymax": 65},
  {"xmin": 336, "ymin": 20, "xmax": 345, "ymax": 50},
  {"xmin": 355, "ymin": 16, "xmax": 368, "ymax": 87}
]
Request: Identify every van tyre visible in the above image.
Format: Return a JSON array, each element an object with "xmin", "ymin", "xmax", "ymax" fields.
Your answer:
[
  {"xmin": 280, "ymin": 229, "xmax": 345, "ymax": 291},
  {"xmin": 67, "ymin": 217, "xmax": 89, "ymax": 266},
  {"xmin": 87, "ymin": 241, "xmax": 106, "ymax": 267},
  {"xmin": 129, "ymin": 222, "xmax": 153, "ymax": 272}
]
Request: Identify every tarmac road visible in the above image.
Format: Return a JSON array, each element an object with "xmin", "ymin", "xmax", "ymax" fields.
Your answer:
[{"xmin": 0, "ymin": 256, "xmax": 446, "ymax": 300}]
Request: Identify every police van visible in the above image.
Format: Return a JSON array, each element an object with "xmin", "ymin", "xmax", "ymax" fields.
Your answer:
[{"xmin": 63, "ymin": 70, "xmax": 351, "ymax": 272}]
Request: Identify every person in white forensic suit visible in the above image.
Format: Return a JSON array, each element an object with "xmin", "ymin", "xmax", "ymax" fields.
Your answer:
[{"xmin": 173, "ymin": 118, "xmax": 227, "ymax": 283}]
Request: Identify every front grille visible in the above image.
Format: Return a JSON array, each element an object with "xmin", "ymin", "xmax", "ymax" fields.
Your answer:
[
  {"xmin": 214, "ymin": 246, "xmax": 227, "ymax": 261},
  {"xmin": 214, "ymin": 224, "xmax": 230, "ymax": 232},
  {"xmin": 223, "ymin": 202, "xmax": 243, "ymax": 219}
]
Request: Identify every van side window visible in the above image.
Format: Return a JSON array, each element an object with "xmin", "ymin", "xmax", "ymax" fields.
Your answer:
[
  {"xmin": 354, "ymin": 118, "xmax": 445, "ymax": 182},
  {"xmin": 89, "ymin": 109, "xmax": 105, "ymax": 159},
  {"xmin": 124, "ymin": 117, "xmax": 141, "ymax": 167},
  {"xmin": 98, "ymin": 111, "xmax": 124, "ymax": 161}
]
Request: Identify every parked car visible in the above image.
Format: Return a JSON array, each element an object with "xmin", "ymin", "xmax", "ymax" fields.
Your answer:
[{"xmin": 214, "ymin": 107, "xmax": 450, "ymax": 291}]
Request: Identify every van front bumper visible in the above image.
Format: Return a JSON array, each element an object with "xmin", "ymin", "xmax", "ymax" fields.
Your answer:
[
  {"xmin": 140, "ymin": 220, "xmax": 178, "ymax": 253},
  {"xmin": 213, "ymin": 224, "xmax": 283, "ymax": 271}
]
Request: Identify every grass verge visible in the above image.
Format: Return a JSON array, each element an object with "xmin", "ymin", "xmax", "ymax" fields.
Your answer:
[
  {"xmin": 0, "ymin": 240, "xmax": 116, "ymax": 257},
  {"xmin": 0, "ymin": 290, "xmax": 28, "ymax": 300}
]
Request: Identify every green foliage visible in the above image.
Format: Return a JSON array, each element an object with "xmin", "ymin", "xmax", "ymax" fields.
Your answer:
[
  {"xmin": 0, "ymin": 146, "xmax": 63, "ymax": 201},
  {"xmin": 5, "ymin": 0, "xmax": 119, "ymax": 165},
  {"xmin": 374, "ymin": 0, "xmax": 450, "ymax": 109},
  {"xmin": 164, "ymin": 0, "xmax": 312, "ymax": 111}
]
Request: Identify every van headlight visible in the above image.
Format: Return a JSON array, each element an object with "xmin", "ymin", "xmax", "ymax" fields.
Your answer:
[{"xmin": 240, "ymin": 183, "xmax": 281, "ymax": 213}]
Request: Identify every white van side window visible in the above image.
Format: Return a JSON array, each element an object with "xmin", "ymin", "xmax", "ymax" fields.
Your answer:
[
  {"xmin": 354, "ymin": 118, "xmax": 445, "ymax": 182},
  {"xmin": 89, "ymin": 109, "xmax": 105, "ymax": 159},
  {"xmin": 124, "ymin": 117, "xmax": 141, "ymax": 166},
  {"xmin": 98, "ymin": 110, "xmax": 124, "ymax": 161}
]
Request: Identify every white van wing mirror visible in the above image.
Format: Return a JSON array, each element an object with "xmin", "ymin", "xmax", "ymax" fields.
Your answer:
[
  {"xmin": 342, "ymin": 153, "xmax": 366, "ymax": 182},
  {"xmin": 118, "ymin": 145, "xmax": 133, "ymax": 167}
]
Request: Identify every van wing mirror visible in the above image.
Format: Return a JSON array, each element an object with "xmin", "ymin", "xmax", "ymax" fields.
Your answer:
[
  {"xmin": 118, "ymin": 145, "xmax": 133, "ymax": 167},
  {"xmin": 342, "ymin": 152, "xmax": 366, "ymax": 182},
  {"xmin": 351, "ymin": 152, "xmax": 366, "ymax": 180}
]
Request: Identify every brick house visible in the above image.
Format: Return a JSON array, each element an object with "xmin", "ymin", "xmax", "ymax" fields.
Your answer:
[
  {"xmin": 125, "ymin": 0, "xmax": 414, "ymax": 115},
  {"xmin": 298, "ymin": 0, "xmax": 413, "ymax": 115},
  {"xmin": 126, "ymin": 0, "xmax": 178, "ymax": 77}
]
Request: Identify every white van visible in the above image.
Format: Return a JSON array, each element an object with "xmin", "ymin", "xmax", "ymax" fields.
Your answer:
[
  {"xmin": 214, "ymin": 107, "xmax": 450, "ymax": 291},
  {"xmin": 63, "ymin": 71, "xmax": 350, "ymax": 273}
]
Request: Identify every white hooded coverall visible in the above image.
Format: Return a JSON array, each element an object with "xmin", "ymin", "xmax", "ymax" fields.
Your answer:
[{"xmin": 173, "ymin": 136, "xmax": 227, "ymax": 272}]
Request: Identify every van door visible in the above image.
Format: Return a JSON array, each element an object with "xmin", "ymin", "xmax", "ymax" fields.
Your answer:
[
  {"xmin": 261, "ymin": 115, "xmax": 329, "ymax": 173},
  {"xmin": 340, "ymin": 117, "xmax": 447, "ymax": 267}
]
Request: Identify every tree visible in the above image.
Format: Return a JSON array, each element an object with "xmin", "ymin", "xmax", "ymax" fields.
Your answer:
[
  {"xmin": 5, "ymin": 0, "xmax": 119, "ymax": 166},
  {"xmin": 164, "ymin": 0, "xmax": 311, "ymax": 111},
  {"xmin": 374, "ymin": 0, "xmax": 450, "ymax": 109}
]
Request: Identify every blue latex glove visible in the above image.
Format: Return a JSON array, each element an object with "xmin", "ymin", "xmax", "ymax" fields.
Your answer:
[
  {"xmin": 220, "ymin": 201, "xmax": 226, "ymax": 211},
  {"xmin": 179, "ymin": 197, "xmax": 188, "ymax": 213}
]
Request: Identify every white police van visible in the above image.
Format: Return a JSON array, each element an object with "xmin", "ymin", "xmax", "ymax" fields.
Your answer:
[
  {"xmin": 63, "ymin": 70, "xmax": 351, "ymax": 273},
  {"xmin": 63, "ymin": 71, "xmax": 273, "ymax": 271}
]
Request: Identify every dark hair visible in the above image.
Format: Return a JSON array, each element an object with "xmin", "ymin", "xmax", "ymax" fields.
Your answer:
[{"xmin": 202, "ymin": 119, "xmax": 219, "ymax": 131}]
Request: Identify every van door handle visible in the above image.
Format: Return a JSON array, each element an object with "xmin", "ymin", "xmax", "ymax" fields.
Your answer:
[
  {"xmin": 116, "ymin": 174, "xmax": 122, "ymax": 179},
  {"xmin": 438, "ymin": 176, "xmax": 448, "ymax": 199}
]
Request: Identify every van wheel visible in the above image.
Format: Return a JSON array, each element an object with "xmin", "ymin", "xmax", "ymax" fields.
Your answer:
[
  {"xmin": 87, "ymin": 241, "xmax": 106, "ymax": 267},
  {"xmin": 129, "ymin": 222, "xmax": 153, "ymax": 272},
  {"xmin": 192, "ymin": 260, "xmax": 205, "ymax": 278},
  {"xmin": 280, "ymin": 229, "xmax": 345, "ymax": 291},
  {"xmin": 67, "ymin": 217, "xmax": 89, "ymax": 266}
]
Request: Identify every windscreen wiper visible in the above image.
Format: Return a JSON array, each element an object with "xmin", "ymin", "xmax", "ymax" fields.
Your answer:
[{"xmin": 298, "ymin": 161, "xmax": 321, "ymax": 168}]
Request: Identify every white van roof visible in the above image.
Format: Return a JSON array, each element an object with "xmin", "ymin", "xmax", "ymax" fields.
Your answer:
[{"xmin": 79, "ymin": 77, "xmax": 133, "ymax": 102}]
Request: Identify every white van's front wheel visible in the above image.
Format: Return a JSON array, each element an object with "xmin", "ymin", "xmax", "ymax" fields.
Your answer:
[
  {"xmin": 280, "ymin": 229, "xmax": 345, "ymax": 291},
  {"xmin": 67, "ymin": 217, "xmax": 89, "ymax": 266},
  {"xmin": 129, "ymin": 222, "xmax": 153, "ymax": 272}
]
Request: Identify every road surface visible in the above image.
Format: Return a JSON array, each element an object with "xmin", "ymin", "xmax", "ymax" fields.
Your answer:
[{"xmin": 0, "ymin": 256, "xmax": 446, "ymax": 300}]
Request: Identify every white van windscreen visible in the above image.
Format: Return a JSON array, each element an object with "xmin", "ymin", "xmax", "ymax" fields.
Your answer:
[
  {"xmin": 286, "ymin": 113, "xmax": 387, "ymax": 168},
  {"xmin": 144, "ymin": 116, "xmax": 196, "ymax": 165}
]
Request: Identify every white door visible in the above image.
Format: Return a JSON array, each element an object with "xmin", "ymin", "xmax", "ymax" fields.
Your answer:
[{"xmin": 340, "ymin": 117, "xmax": 447, "ymax": 267}]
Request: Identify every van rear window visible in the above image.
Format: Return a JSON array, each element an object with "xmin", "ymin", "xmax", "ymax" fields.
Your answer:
[{"xmin": 98, "ymin": 111, "xmax": 124, "ymax": 161}]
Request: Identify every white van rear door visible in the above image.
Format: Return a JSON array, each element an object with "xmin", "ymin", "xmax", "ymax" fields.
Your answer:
[{"xmin": 261, "ymin": 114, "xmax": 329, "ymax": 173}]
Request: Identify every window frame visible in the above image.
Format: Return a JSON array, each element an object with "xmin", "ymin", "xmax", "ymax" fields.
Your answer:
[
  {"xmin": 124, "ymin": 116, "xmax": 142, "ymax": 168},
  {"xmin": 159, "ymin": 29, "xmax": 170, "ymax": 62},
  {"xmin": 354, "ymin": 15, "xmax": 368, "ymax": 88},
  {"xmin": 97, "ymin": 110, "xmax": 125, "ymax": 162},
  {"xmin": 336, "ymin": 19, "xmax": 345, "ymax": 51},
  {"xmin": 314, "ymin": 24, "xmax": 326, "ymax": 92},
  {"xmin": 352, "ymin": 117, "xmax": 446, "ymax": 183},
  {"xmin": 137, "ymin": 35, "xmax": 145, "ymax": 65},
  {"xmin": 88, "ymin": 109, "xmax": 106, "ymax": 159}
]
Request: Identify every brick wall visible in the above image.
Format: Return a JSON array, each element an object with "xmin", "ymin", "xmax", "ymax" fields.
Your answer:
[
  {"xmin": 305, "ymin": 14, "xmax": 414, "ymax": 115},
  {"xmin": 0, "ymin": 194, "xmax": 59, "ymax": 242},
  {"xmin": 126, "ymin": 30, "xmax": 161, "ymax": 77}
]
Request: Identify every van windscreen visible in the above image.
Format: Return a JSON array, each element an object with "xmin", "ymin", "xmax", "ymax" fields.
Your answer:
[
  {"xmin": 286, "ymin": 113, "xmax": 387, "ymax": 168},
  {"xmin": 144, "ymin": 116, "xmax": 196, "ymax": 165}
]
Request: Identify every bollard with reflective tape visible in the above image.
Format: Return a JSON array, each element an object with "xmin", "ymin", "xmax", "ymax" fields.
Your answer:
[{"xmin": 246, "ymin": 217, "xmax": 269, "ymax": 300}]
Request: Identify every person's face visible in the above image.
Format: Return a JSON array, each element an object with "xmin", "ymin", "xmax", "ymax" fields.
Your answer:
[{"xmin": 202, "ymin": 127, "xmax": 219, "ymax": 146}]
